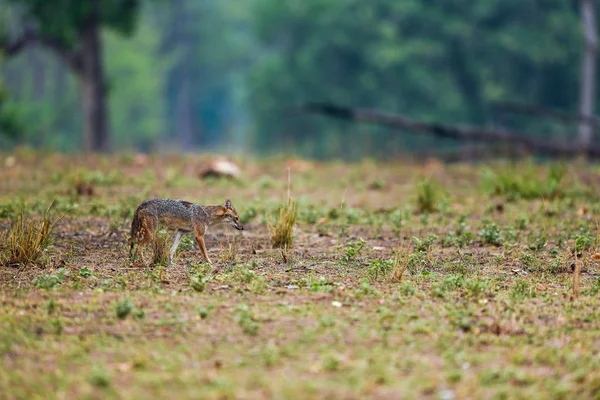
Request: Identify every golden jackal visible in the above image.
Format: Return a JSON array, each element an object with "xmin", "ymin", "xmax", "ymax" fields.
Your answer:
[{"xmin": 129, "ymin": 198, "xmax": 243, "ymax": 264}]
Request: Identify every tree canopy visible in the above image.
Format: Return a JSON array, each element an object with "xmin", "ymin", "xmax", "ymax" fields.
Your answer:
[{"xmin": 0, "ymin": 0, "xmax": 598, "ymax": 159}]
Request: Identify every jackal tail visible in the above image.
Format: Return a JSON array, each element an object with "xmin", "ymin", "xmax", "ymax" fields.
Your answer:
[{"xmin": 129, "ymin": 210, "xmax": 142, "ymax": 258}]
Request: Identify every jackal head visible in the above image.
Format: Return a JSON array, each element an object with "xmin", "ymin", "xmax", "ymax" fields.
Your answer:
[{"xmin": 220, "ymin": 199, "xmax": 243, "ymax": 230}]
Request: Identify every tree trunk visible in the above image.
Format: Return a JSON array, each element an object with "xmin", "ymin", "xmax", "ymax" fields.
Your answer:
[
  {"xmin": 578, "ymin": 0, "xmax": 598, "ymax": 153},
  {"xmin": 78, "ymin": 2, "xmax": 110, "ymax": 153}
]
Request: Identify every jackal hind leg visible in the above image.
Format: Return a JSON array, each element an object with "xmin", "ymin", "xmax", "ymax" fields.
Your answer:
[{"xmin": 136, "ymin": 212, "xmax": 157, "ymax": 266}]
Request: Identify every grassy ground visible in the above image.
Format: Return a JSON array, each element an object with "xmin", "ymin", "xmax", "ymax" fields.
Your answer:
[{"xmin": 2, "ymin": 150, "xmax": 600, "ymax": 399}]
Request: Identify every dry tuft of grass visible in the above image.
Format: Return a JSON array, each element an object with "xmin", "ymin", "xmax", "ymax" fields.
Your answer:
[
  {"xmin": 152, "ymin": 228, "xmax": 171, "ymax": 266},
  {"xmin": 270, "ymin": 199, "xmax": 297, "ymax": 248},
  {"xmin": 219, "ymin": 234, "xmax": 240, "ymax": 263},
  {"xmin": 391, "ymin": 246, "xmax": 410, "ymax": 282},
  {"xmin": 1, "ymin": 205, "xmax": 57, "ymax": 267}
]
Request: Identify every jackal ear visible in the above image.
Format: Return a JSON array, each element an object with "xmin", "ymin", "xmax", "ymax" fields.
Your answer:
[{"xmin": 224, "ymin": 199, "xmax": 232, "ymax": 209}]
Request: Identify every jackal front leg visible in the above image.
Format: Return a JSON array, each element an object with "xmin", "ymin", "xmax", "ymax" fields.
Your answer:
[
  {"xmin": 195, "ymin": 234, "xmax": 212, "ymax": 264},
  {"xmin": 169, "ymin": 231, "xmax": 184, "ymax": 264}
]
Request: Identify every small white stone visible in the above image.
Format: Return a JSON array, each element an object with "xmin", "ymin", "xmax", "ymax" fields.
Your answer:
[
  {"xmin": 331, "ymin": 301, "xmax": 343, "ymax": 308},
  {"xmin": 439, "ymin": 389, "xmax": 455, "ymax": 400}
]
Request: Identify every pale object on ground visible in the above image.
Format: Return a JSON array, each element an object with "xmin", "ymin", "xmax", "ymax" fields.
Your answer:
[{"xmin": 199, "ymin": 158, "xmax": 241, "ymax": 179}]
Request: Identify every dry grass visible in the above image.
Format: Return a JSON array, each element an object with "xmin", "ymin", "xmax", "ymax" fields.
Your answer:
[
  {"xmin": 219, "ymin": 233, "xmax": 240, "ymax": 263},
  {"xmin": 151, "ymin": 228, "xmax": 171, "ymax": 266},
  {"xmin": 269, "ymin": 199, "xmax": 297, "ymax": 248},
  {"xmin": 2, "ymin": 154, "xmax": 600, "ymax": 399},
  {"xmin": 391, "ymin": 246, "xmax": 410, "ymax": 282},
  {"xmin": 1, "ymin": 205, "xmax": 56, "ymax": 267}
]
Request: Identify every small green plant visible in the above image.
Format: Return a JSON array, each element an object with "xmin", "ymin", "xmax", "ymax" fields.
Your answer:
[
  {"xmin": 463, "ymin": 278, "xmax": 491, "ymax": 299},
  {"xmin": 307, "ymin": 276, "xmax": 335, "ymax": 293},
  {"xmin": 115, "ymin": 298, "xmax": 134, "ymax": 319},
  {"xmin": 177, "ymin": 235, "xmax": 195, "ymax": 254},
  {"xmin": 369, "ymin": 178, "xmax": 386, "ymax": 190},
  {"xmin": 235, "ymin": 304, "xmax": 260, "ymax": 336},
  {"xmin": 270, "ymin": 199, "xmax": 297, "ymax": 248},
  {"xmin": 367, "ymin": 259, "xmax": 396, "ymax": 282},
  {"xmin": 479, "ymin": 221, "xmax": 503, "ymax": 246},
  {"xmin": 416, "ymin": 178, "xmax": 441, "ymax": 213},
  {"xmin": 341, "ymin": 238, "xmax": 366, "ymax": 262},
  {"xmin": 78, "ymin": 267, "xmax": 93, "ymax": 278},
  {"xmin": 528, "ymin": 234, "xmax": 547, "ymax": 252},
  {"xmin": 481, "ymin": 163, "xmax": 567, "ymax": 201},
  {"xmin": 190, "ymin": 275, "xmax": 210, "ymax": 292},
  {"xmin": 573, "ymin": 231, "xmax": 594, "ymax": 253},
  {"xmin": 432, "ymin": 274, "xmax": 465, "ymax": 298},
  {"xmin": 512, "ymin": 279, "xmax": 535, "ymax": 300},
  {"xmin": 47, "ymin": 298, "xmax": 57, "ymax": 314},
  {"xmin": 322, "ymin": 354, "xmax": 341, "ymax": 371},
  {"xmin": 299, "ymin": 206, "xmax": 321, "ymax": 224},
  {"xmin": 88, "ymin": 365, "xmax": 111, "ymax": 388},
  {"xmin": 412, "ymin": 234, "xmax": 437, "ymax": 252},
  {"xmin": 34, "ymin": 269, "xmax": 66, "ymax": 289},
  {"xmin": 196, "ymin": 306, "xmax": 209, "ymax": 319},
  {"xmin": 520, "ymin": 251, "xmax": 540, "ymax": 271},
  {"xmin": 390, "ymin": 209, "xmax": 408, "ymax": 237},
  {"xmin": 232, "ymin": 266, "xmax": 256, "ymax": 284},
  {"xmin": 398, "ymin": 281, "xmax": 416, "ymax": 296}
]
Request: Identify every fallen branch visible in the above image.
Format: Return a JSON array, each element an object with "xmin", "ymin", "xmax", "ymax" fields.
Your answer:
[
  {"xmin": 492, "ymin": 100, "xmax": 600, "ymax": 131},
  {"xmin": 302, "ymin": 102, "xmax": 600, "ymax": 159}
]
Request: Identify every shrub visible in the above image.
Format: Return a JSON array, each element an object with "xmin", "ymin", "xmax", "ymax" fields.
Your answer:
[
  {"xmin": 270, "ymin": 199, "xmax": 297, "ymax": 248},
  {"xmin": 367, "ymin": 259, "xmax": 396, "ymax": 282},
  {"xmin": 152, "ymin": 228, "xmax": 170, "ymax": 266},
  {"xmin": 341, "ymin": 238, "xmax": 366, "ymax": 263},
  {"xmin": 481, "ymin": 163, "xmax": 567, "ymax": 200},
  {"xmin": 416, "ymin": 178, "xmax": 441, "ymax": 213},
  {"xmin": 1, "ymin": 204, "xmax": 59, "ymax": 267}
]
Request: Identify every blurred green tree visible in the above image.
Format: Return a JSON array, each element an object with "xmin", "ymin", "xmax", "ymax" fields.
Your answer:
[
  {"xmin": 0, "ymin": 0, "xmax": 141, "ymax": 152},
  {"xmin": 248, "ymin": 0, "xmax": 589, "ymax": 159}
]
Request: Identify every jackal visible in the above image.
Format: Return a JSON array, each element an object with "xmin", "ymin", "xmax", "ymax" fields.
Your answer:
[{"xmin": 129, "ymin": 198, "xmax": 243, "ymax": 264}]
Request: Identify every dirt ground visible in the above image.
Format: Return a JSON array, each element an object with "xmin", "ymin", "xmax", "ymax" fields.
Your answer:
[{"xmin": 1, "ymin": 151, "xmax": 600, "ymax": 399}]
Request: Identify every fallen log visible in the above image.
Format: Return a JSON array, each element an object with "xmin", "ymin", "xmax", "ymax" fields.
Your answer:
[
  {"xmin": 302, "ymin": 102, "xmax": 600, "ymax": 159},
  {"xmin": 491, "ymin": 100, "xmax": 600, "ymax": 131}
]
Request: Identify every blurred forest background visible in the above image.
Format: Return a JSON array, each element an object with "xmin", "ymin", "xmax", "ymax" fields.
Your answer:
[{"xmin": 0, "ymin": 0, "xmax": 598, "ymax": 160}]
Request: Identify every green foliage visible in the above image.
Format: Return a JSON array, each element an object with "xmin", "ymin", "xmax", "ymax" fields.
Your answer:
[
  {"xmin": 412, "ymin": 235, "xmax": 437, "ymax": 253},
  {"xmin": 115, "ymin": 297, "xmax": 134, "ymax": 319},
  {"xmin": 104, "ymin": 22, "xmax": 171, "ymax": 150},
  {"xmin": 249, "ymin": 1, "xmax": 583, "ymax": 158},
  {"xmin": 34, "ymin": 268, "xmax": 66, "ymax": 289},
  {"xmin": 78, "ymin": 267, "xmax": 93, "ymax": 278},
  {"xmin": 7, "ymin": 0, "xmax": 139, "ymax": 46},
  {"xmin": 479, "ymin": 221, "xmax": 503, "ymax": 246},
  {"xmin": 481, "ymin": 163, "xmax": 568, "ymax": 201},
  {"xmin": 341, "ymin": 238, "xmax": 366, "ymax": 263},
  {"xmin": 2, "ymin": 0, "xmax": 591, "ymax": 157},
  {"xmin": 416, "ymin": 178, "xmax": 441, "ymax": 214},
  {"xmin": 235, "ymin": 304, "xmax": 260, "ymax": 336},
  {"xmin": 367, "ymin": 258, "xmax": 396, "ymax": 282},
  {"xmin": 512, "ymin": 279, "xmax": 535, "ymax": 300}
]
